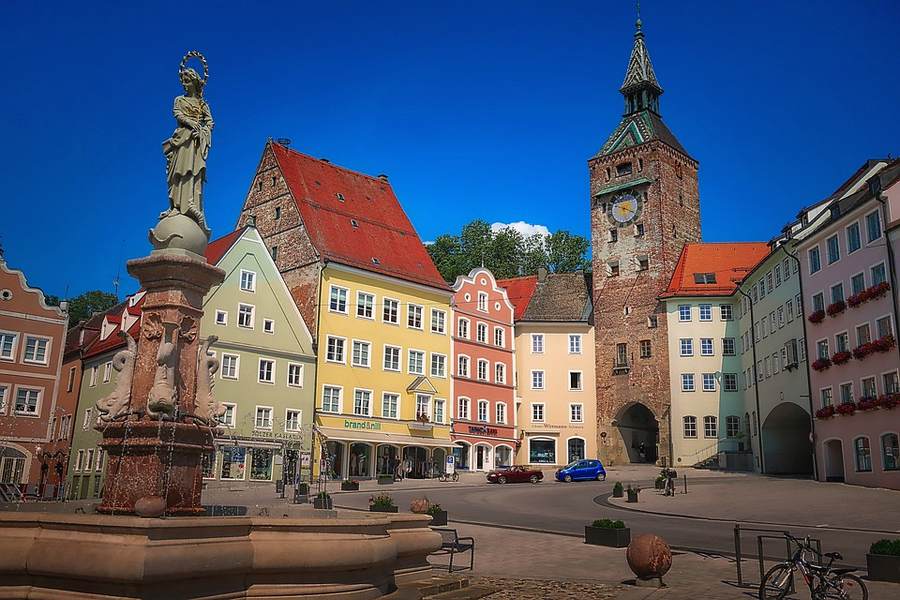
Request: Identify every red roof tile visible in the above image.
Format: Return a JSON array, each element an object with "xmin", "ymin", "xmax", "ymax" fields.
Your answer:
[
  {"xmin": 497, "ymin": 275, "xmax": 538, "ymax": 320},
  {"xmin": 206, "ymin": 227, "xmax": 245, "ymax": 265},
  {"xmin": 662, "ymin": 242, "xmax": 770, "ymax": 298},
  {"xmin": 83, "ymin": 297, "xmax": 145, "ymax": 359},
  {"xmin": 271, "ymin": 143, "xmax": 448, "ymax": 291}
]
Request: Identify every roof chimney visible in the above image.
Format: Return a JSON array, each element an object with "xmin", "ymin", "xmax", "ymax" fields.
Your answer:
[
  {"xmin": 246, "ymin": 214, "xmax": 257, "ymax": 228},
  {"xmin": 537, "ymin": 267, "xmax": 548, "ymax": 282},
  {"xmin": 378, "ymin": 174, "xmax": 389, "ymax": 182}
]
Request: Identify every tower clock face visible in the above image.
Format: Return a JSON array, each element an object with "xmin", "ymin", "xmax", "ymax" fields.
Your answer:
[{"xmin": 610, "ymin": 193, "xmax": 640, "ymax": 225}]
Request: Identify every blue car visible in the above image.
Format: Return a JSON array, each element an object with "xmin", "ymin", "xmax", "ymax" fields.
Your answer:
[{"xmin": 555, "ymin": 459, "xmax": 606, "ymax": 482}]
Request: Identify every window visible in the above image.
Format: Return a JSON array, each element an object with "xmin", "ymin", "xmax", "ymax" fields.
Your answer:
[
  {"xmin": 570, "ymin": 403, "xmax": 584, "ymax": 423},
  {"xmin": 831, "ymin": 283, "xmax": 844, "ymax": 304},
  {"xmin": 255, "ymin": 406, "xmax": 273, "ymax": 429},
  {"xmin": 408, "ymin": 350, "xmax": 425, "ymax": 375},
  {"xmin": 383, "ymin": 345, "xmax": 401, "ymax": 371},
  {"xmin": 636, "ymin": 255, "xmax": 649, "ymax": 271},
  {"xmin": 287, "ymin": 363, "xmax": 303, "ymax": 387},
  {"xmin": 700, "ymin": 338, "xmax": 713, "ymax": 356},
  {"xmin": 258, "ymin": 359, "xmax": 274, "ymax": 383},
  {"xmin": 477, "ymin": 292, "xmax": 488, "ymax": 312},
  {"xmin": 681, "ymin": 373, "xmax": 695, "ymax": 392},
  {"xmin": 812, "ymin": 292, "xmax": 825, "ymax": 313},
  {"xmin": 635, "ymin": 223, "xmax": 645, "ymax": 237},
  {"xmin": 777, "ymin": 307, "xmax": 784, "ymax": 328},
  {"xmin": 856, "ymin": 323, "xmax": 871, "ymax": 346},
  {"xmin": 383, "ymin": 298, "xmax": 399, "ymax": 324},
  {"xmin": 456, "ymin": 318, "xmax": 470, "ymax": 339},
  {"xmin": 726, "ymin": 416, "xmax": 740, "ymax": 438},
  {"xmin": 826, "ymin": 235, "xmax": 840, "ymax": 264},
  {"xmin": 96, "ymin": 449, "xmax": 105, "ymax": 473},
  {"xmin": 816, "ymin": 338, "xmax": 829, "ymax": 361},
  {"xmin": 476, "ymin": 359, "xmax": 488, "ymax": 381},
  {"xmin": 616, "ymin": 343, "xmax": 628, "ymax": 366},
  {"xmin": 357, "ymin": 292, "xmax": 375, "ymax": 319},
  {"xmin": 607, "ymin": 261, "xmax": 620, "ymax": 277},
  {"xmin": 787, "ymin": 300, "xmax": 794, "ymax": 322},
  {"xmin": 263, "ymin": 319, "xmax": 275, "ymax": 334},
  {"xmin": 270, "ymin": 246, "xmax": 278, "ymax": 261},
  {"xmin": 86, "ymin": 449, "xmax": 95, "ymax": 472},
  {"xmin": 221, "ymin": 354, "xmax": 239, "ymax": 379},
  {"xmin": 835, "ymin": 332, "xmax": 849, "ymax": 353},
  {"xmin": 219, "ymin": 403, "xmax": 236, "ymax": 427},
  {"xmin": 531, "ymin": 370, "xmax": 545, "ymax": 390},
  {"xmin": 407, "ymin": 304, "xmax": 423, "ymax": 329},
  {"xmin": 415, "ymin": 394, "xmax": 431, "ymax": 420},
  {"xmin": 865, "ymin": 210, "xmax": 882, "ymax": 243},
  {"xmin": 608, "ymin": 228, "xmax": 618, "ymax": 243},
  {"xmin": 434, "ymin": 399, "xmax": 445, "ymax": 424},
  {"xmin": 702, "ymin": 373, "xmax": 716, "ymax": 392},
  {"xmin": 322, "ymin": 386, "xmax": 341, "ymax": 413},
  {"xmin": 457, "ymin": 355, "xmax": 470, "ymax": 377},
  {"xmin": 22, "ymin": 336, "xmax": 49, "ymax": 364},
  {"xmin": 722, "ymin": 338, "xmax": 736, "ymax": 356},
  {"xmin": 457, "ymin": 397, "xmax": 471, "ymax": 420},
  {"xmin": 761, "ymin": 317, "xmax": 768, "ymax": 338},
  {"xmin": 855, "ymin": 437, "xmax": 872, "ymax": 472},
  {"xmin": 329, "ymin": 286, "xmax": 348, "ymax": 313},
  {"xmin": 876, "ymin": 316, "xmax": 893, "ymax": 339},
  {"xmin": 215, "ymin": 310, "xmax": 227, "ymax": 326},
  {"xmin": 616, "ymin": 162, "xmax": 632, "ymax": 176},
  {"xmin": 861, "ymin": 376, "xmax": 877, "ymax": 399},
  {"xmin": 840, "ymin": 382, "xmax": 854, "ymax": 404},
  {"xmin": 820, "ymin": 387, "xmax": 833, "ymax": 408},
  {"xmin": 494, "ymin": 362, "xmax": 506, "ymax": 384},
  {"xmin": 326, "ymin": 336, "xmax": 345, "ymax": 363},
  {"xmin": 83, "ymin": 407, "xmax": 93, "ymax": 429},
  {"xmin": 882, "ymin": 434, "xmax": 899, "ymax": 471},
  {"xmin": 496, "ymin": 403, "xmax": 507, "ymax": 424},
  {"xmin": 431, "ymin": 353, "xmax": 446, "ymax": 378},
  {"xmin": 15, "ymin": 388, "xmax": 40, "ymax": 415},
  {"xmin": 477, "ymin": 400, "xmax": 488, "ymax": 422},
  {"xmin": 639, "ymin": 339, "xmax": 652, "ymax": 358},
  {"xmin": 101, "ymin": 361, "xmax": 112, "ymax": 383},
  {"xmin": 494, "ymin": 327, "xmax": 505, "ymax": 347},
  {"xmin": 766, "ymin": 272, "xmax": 774, "ymax": 293},
  {"xmin": 284, "ymin": 409, "xmax": 302, "ymax": 432},
  {"xmin": 569, "ymin": 371, "xmax": 582, "ymax": 390},
  {"xmin": 431, "ymin": 309, "xmax": 446, "ymax": 334},
  {"xmin": 723, "ymin": 373, "xmax": 737, "ymax": 392},
  {"xmin": 647, "ymin": 314, "xmax": 659, "ymax": 329},
  {"xmin": 476, "ymin": 323, "xmax": 487, "ymax": 343},
  {"xmin": 531, "ymin": 334, "xmax": 544, "ymax": 353},
  {"xmin": 382, "ymin": 393, "xmax": 399, "ymax": 419},
  {"xmin": 846, "ymin": 222, "xmax": 861, "ymax": 253},
  {"xmin": 678, "ymin": 304, "xmax": 691, "ymax": 321},
  {"xmin": 566, "ymin": 334, "xmax": 582, "ymax": 354},
  {"xmin": 704, "ymin": 416, "xmax": 717, "ymax": 439},
  {"xmin": 783, "ymin": 257, "xmax": 792, "ymax": 278},
  {"xmin": 720, "ymin": 304, "xmax": 733, "ymax": 321},
  {"xmin": 239, "ymin": 270, "xmax": 256, "ymax": 292},
  {"xmin": 531, "ymin": 403, "xmax": 545, "ymax": 422},
  {"xmin": 699, "ymin": 304, "xmax": 712, "ymax": 321},
  {"xmin": 353, "ymin": 389, "xmax": 372, "ymax": 416},
  {"xmin": 884, "ymin": 372, "xmax": 899, "ymax": 394},
  {"xmin": 237, "ymin": 304, "xmax": 254, "ymax": 328},
  {"xmin": 683, "ymin": 416, "xmax": 697, "ymax": 438},
  {"xmin": 871, "ymin": 263, "xmax": 887, "ymax": 286},
  {"xmin": 808, "ymin": 247, "xmax": 821, "ymax": 274},
  {"xmin": 680, "ymin": 338, "xmax": 693, "ymax": 356},
  {"xmin": 75, "ymin": 449, "xmax": 84, "ymax": 472},
  {"xmin": 351, "ymin": 340, "xmax": 371, "ymax": 367},
  {"xmin": 774, "ymin": 265, "xmax": 782, "ymax": 287},
  {"xmin": 851, "ymin": 273, "xmax": 866, "ymax": 296}
]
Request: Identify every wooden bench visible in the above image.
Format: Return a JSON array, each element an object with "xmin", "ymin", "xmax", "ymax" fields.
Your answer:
[{"xmin": 432, "ymin": 528, "xmax": 475, "ymax": 572}]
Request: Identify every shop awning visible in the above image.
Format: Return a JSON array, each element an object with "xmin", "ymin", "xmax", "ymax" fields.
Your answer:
[{"xmin": 317, "ymin": 427, "xmax": 461, "ymax": 448}]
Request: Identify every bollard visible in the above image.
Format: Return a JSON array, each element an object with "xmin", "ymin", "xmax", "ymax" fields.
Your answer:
[{"xmin": 683, "ymin": 473, "xmax": 687, "ymax": 494}]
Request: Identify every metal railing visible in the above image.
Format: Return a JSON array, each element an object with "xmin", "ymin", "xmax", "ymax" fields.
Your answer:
[{"xmin": 733, "ymin": 524, "xmax": 822, "ymax": 589}]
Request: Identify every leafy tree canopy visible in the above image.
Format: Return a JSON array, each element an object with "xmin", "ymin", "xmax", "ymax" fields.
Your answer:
[
  {"xmin": 426, "ymin": 220, "xmax": 590, "ymax": 282},
  {"xmin": 45, "ymin": 290, "xmax": 119, "ymax": 324}
]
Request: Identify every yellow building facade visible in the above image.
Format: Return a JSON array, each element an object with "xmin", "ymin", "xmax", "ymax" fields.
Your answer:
[{"xmin": 314, "ymin": 264, "xmax": 454, "ymax": 479}]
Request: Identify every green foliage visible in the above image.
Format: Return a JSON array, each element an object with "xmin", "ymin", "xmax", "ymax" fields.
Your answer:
[
  {"xmin": 53, "ymin": 290, "xmax": 119, "ymax": 324},
  {"xmin": 591, "ymin": 519, "xmax": 626, "ymax": 529},
  {"xmin": 426, "ymin": 219, "xmax": 590, "ymax": 282},
  {"xmin": 369, "ymin": 494, "xmax": 396, "ymax": 509},
  {"xmin": 426, "ymin": 503, "xmax": 444, "ymax": 515},
  {"xmin": 316, "ymin": 491, "xmax": 330, "ymax": 499},
  {"xmin": 612, "ymin": 482, "xmax": 624, "ymax": 494},
  {"xmin": 870, "ymin": 539, "xmax": 900, "ymax": 556}
]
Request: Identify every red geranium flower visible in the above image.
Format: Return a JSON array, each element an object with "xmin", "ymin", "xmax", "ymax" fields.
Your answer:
[
  {"xmin": 808, "ymin": 310, "xmax": 826, "ymax": 324},
  {"xmin": 831, "ymin": 351, "xmax": 852, "ymax": 365},
  {"xmin": 836, "ymin": 402, "xmax": 857, "ymax": 416}
]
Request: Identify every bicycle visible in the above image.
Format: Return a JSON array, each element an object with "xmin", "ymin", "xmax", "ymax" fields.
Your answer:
[
  {"xmin": 759, "ymin": 533, "xmax": 867, "ymax": 600},
  {"xmin": 438, "ymin": 471, "xmax": 459, "ymax": 482}
]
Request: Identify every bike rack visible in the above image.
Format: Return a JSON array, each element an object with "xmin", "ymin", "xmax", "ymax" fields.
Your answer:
[{"xmin": 733, "ymin": 524, "xmax": 822, "ymax": 590}]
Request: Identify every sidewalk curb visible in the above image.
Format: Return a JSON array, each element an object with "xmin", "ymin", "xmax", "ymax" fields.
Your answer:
[{"xmin": 330, "ymin": 483, "xmax": 483, "ymax": 495}]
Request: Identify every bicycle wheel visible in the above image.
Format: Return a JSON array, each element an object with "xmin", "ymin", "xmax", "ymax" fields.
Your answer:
[
  {"xmin": 825, "ymin": 573, "xmax": 867, "ymax": 600},
  {"xmin": 759, "ymin": 563, "xmax": 794, "ymax": 600},
  {"xmin": 452, "ymin": 472, "xmax": 459, "ymax": 482}
]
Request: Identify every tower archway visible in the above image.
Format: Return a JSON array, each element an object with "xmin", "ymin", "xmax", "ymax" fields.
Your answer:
[{"xmin": 614, "ymin": 403, "xmax": 659, "ymax": 464}]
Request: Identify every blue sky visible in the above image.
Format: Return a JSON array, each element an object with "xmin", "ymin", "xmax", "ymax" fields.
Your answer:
[{"xmin": 2, "ymin": 1, "xmax": 898, "ymax": 299}]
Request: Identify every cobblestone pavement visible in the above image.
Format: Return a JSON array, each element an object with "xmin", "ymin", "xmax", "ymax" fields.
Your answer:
[{"xmin": 470, "ymin": 577, "xmax": 624, "ymax": 599}]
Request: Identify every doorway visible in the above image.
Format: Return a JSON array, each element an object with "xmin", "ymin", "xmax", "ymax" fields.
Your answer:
[
  {"xmin": 567, "ymin": 438, "xmax": 586, "ymax": 463},
  {"xmin": 824, "ymin": 439, "xmax": 845, "ymax": 482},
  {"xmin": 761, "ymin": 403, "xmax": 812, "ymax": 475},
  {"xmin": 616, "ymin": 403, "xmax": 659, "ymax": 463},
  {"xmin": 475, "ymin": 445, "xmax": 491, "ymax": 471}
]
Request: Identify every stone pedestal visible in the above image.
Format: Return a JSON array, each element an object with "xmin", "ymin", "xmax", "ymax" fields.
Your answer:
[{"xmin": 96, "ymin": 252, "xmax": 224, "ymax": 516}]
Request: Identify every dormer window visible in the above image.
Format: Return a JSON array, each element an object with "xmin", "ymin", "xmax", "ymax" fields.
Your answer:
[
  {"xmin": 693, "ymin": 273, "xmax": 716, "ymax": 284},
  {"xmin": 350, "ymin": 219, "xmax": 359, "ymax": 228},
  {"xmin": 616, "ymin": 162, "xmax": 633, "ymax": 177},
  {"xmin": 372, "ymin": 257, "xmax": 380, "ymax": 265},
  {"xmin": 336, "ymin": 193, "xmax": 345, "ymax": 202}
]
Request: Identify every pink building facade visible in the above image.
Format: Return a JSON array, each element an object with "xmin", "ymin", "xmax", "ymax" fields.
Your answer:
[
  {"xmin": 799, "ymin": 160, "xmax": 900, "ymax": 489},
  {"xmin": 451, "ymin": 268, "xmax": 516, "ymax": 471}
]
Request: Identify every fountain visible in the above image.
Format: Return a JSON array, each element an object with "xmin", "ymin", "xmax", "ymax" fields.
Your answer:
[{"xmin": 0, "ymin": 51, "xmax": 439, "ymax": 599}]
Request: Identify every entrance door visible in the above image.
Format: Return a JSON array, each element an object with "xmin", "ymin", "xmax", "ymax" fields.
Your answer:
[
  {"xmin": 475, "ymin": 446, "xmax": 485, "ymax": 470},
  {"xmin": 824, "ymin": 439, "xmax": 845, "ymax": 482},
  {"xmin": 402, "ymin": 447, "xmax": 428, "ymax": 478},
  {"xmin": 567, "ymin": 439, "xmax": 586, "ymax": 463}
]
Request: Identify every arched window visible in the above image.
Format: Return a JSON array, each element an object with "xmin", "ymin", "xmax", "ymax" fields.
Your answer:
[
  {"xmin": 881, "ymin": 434, "xmax": 899, "ymax": 471},
  {"xmin": 854, "ymin": 437, "xmax": 872, "ymax": 472}
]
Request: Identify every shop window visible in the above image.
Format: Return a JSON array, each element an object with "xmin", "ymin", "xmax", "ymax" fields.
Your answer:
[
  {"xmin": 249, "ymin": 448, "xmax": 273, "ymax": 481},
  {"xmin": 220, "ymin": 447, "xmax": 246, "ymax": 480}
]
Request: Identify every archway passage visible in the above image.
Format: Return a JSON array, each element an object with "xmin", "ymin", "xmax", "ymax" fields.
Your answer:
[
  {"xmin": 824, "ymin": 439, "xmax": 845, "ymax": 482},
  {"xmin": 616, "ymin": 403, "xmax": 659, "ymax": 464},
  {"xmin": 761, "ymin": 402, "xmax": 813, "ymax": 475}
]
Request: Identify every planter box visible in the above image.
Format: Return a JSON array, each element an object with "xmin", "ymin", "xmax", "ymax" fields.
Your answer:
[
  {"xmin": 370, "ymin": 505, "xmax": 399, "ymax": 513},
  {"xmin": 626, "ymin": 490, "xmax": 639, "ymax": 503},
  {"xmin": 377, "ymin": 475, "xmax": 394, "ymax": 485},
  {"xmin": 428, "ymin": 510, "xmax": 448, "ymax": 526},
  {"xmin": 867, "ymin": 553, "xmax": 900, "ymax": 583},
  {"xmin": 341, "ymin": 481, "xmax": 359, "ymax": 491},
  {"xmin": 584, "ymin": 526, "xmax": 631, "ymax": 548},
  {"xmin": 313, "ymin": 497, "xmax": 333, "ymax": 510},
  {"xmin": 654, "ymin": 479, "xmax": 665, "ymax": 490},
  {"xmin": 612, "ymin": 488, "xmax": 623, "ymax": 498}
]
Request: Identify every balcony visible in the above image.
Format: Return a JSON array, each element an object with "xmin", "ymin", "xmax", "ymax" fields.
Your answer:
[{"xmin": 612, "ymin": 362, "xmax": 630, "ymax": 375}]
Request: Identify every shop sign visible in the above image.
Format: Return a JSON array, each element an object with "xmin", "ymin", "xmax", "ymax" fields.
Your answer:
[
  {"xmin": 344, "ymin": 419, "xmax": 381, "ymax": 431},
  {"xmin": 468, "ymin": 425, "xmax": 498, "ymax": 435}
]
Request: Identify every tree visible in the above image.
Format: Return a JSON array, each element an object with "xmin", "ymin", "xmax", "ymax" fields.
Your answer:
[
  {"xmin": 55, "ymin": 290, "xmax": 119, "ymax": 324},
  {"xmin": 547, "ymin": 230, "xmax": 591, "ymax": 273}
]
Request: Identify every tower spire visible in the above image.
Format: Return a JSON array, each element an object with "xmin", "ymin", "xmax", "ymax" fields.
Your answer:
[{"xmin": 620, "ymin": 8, "xmax": 663, "ymax": 115}]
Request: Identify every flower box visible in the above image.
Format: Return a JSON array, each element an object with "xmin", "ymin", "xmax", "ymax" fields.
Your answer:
[
  {"xmin": 811, "ymin": 358, "xmax": 832, "ymax": 372},
  {"xmin": 377, "ymin": 475, "xmax": 394, "ymax": 485},
  {"xmin": 584, "ymin": 525, "xmax": 631, "ymax": 548},
  {"xmin": 369, "ymin": 505, "xmax": 399, "ymax": 513},
  {"xmin": 815, "ymin": 405, "xmax": 835, "ymax": 419},
  {"xmin": 341, "ymin": 480, "xmax": 360, "ymax": 491},
  {"xmin": 873, "ymin": 334, "xmax": 896, "ymax": 353},
  {"xmin": 831, "ymin": 351, "xmax": 852, "ymax": 365},
  {"xmin": 826, "ymin": 301, "xmax": 847, "ymax": 317},
  {"xmin": 869, "ymin": 281, "xmax": 891, "ymax": 300},
  {"xmin": 867, "ymin": 553, "xmax": 900, "ymax": 583},
  {"xmin": 858, "ymin": 398, "xmax": 878, "ymax": 411},
  {"xmin": 847, "ymin": 293, "xmax": 864, "ymax": 308},
  {"xmin": 313, "ymin": 496, "xmax": 333, "ymax": 510},
  {"xmin": 428, "ymin": 510, "xmax": 448, "ymax": 526},
  {"xmin": 878, "ymin": 394, "xmax": 900, "ymax": 410},
  {"xmin": 836, "ymin": 402, "xmax": 857, "ymax": 416},
  {"xmin": 808, "ymin": 310, "xmax": 826, "ymax": 324}
]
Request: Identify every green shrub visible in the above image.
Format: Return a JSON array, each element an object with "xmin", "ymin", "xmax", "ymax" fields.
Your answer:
[
  {"xmin": 426, "ymin": 504, "xmax": 444, "ymax": 516},
  {"xmin": 591, "ymin": 519, "xmax": 625, "ymax": 529},
  {"xmin": 870, "ymin": 539, "xmax": 900, "ymax": 556},
  {"xmin": 612, "ymin": 482, "xmax": 624, "ymax": 493},
  {"xmin": 316, "ymin": 491, "xmax": 330, "ymax": 499},
  {"xmin": 369, "ymin": 494, "xmax": 396, "ymax": 509}
]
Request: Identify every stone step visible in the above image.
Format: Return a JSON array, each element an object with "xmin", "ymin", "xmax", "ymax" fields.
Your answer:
[
  {"xmin": 425, "ymin": 584, "xmax": 497, "ymax": 599},
  {"xmin": 388, "ymin": 573, "xmax": 474, "ymax": 599}
]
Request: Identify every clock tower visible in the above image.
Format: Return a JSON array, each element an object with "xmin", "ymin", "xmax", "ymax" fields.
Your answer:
[{"xmin": 590, "ymin": 16, "xmax": 701, "ymax": 466}]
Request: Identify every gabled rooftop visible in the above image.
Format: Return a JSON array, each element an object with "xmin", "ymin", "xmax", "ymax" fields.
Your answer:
[{"xmin": 662, "ymin": 243, "xmax": 770, "ymax": 298}]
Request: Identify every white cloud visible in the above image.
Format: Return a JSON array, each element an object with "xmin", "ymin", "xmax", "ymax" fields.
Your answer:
[{"xmin": 490, "ymin": 221, "xmax": 550, "ymax": 238}]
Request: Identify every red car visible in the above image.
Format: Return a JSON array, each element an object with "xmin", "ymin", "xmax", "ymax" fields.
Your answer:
[{"xmin": 486, "ymin": 465, "xmax": 543, "ymax": 484}]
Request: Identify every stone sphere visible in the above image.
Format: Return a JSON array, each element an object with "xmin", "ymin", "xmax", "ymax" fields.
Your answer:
[
  {"xmin": 149, "ymin": 213, "xmax": 208, "ymax": 256},
  {"xmin": 626, "ymin": 533, "xmax": 672, "ymax": 579},
  {"xmin": 134, "ymin": 495, "xmax": 167, "ymax": 518}
]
